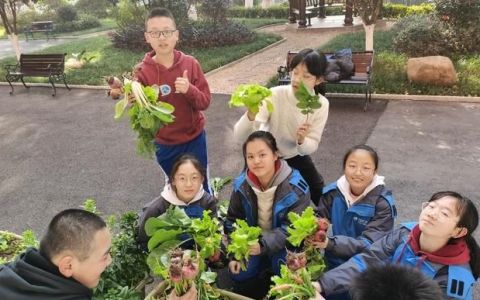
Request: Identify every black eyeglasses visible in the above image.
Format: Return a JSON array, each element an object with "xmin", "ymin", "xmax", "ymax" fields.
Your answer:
[{"xmin": 146, "ymin": 29, "xmax": 177, "ymax": 38}]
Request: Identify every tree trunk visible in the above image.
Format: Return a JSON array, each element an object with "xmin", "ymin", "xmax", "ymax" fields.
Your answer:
[
  {"xmin": 363, "ymin": 23, "xmax": 375, "ymax": 51},
  {"xmin": 7, "ymin": 33, "xmax": 21, "ymax": 61},
  {"xmin": 245, "ymin": 0, "xmax": 253, "ymax": 8}
]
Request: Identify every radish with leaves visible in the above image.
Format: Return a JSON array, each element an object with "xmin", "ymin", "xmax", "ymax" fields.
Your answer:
[{"xmin": 114, "ymin": 78, "xmax": 175, "ymax": 159}]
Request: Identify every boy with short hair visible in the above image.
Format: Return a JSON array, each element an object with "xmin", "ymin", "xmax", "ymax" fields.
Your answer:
[
  {"xmin": 0, "ymin": 209, "xmax": 112, "ymax": 300},
  {"xmin": 135, "ymin": 7, "xmax": 212, "ymax": 192},
  {"xmin": 349, "ymin": 264, "xmax": 443, "ymax": 300}
]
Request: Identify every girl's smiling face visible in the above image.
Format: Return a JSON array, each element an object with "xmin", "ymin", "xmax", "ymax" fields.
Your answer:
[
  {"xmin": 246, "ymin": 138, "xmax": 278, "ymax": 184},
  {"xmin": 344, "ymin": 149, "xmax": 377, "ymax": 196},
  {"xmin": 172, "ymin": 161, "xmax": 203, "ymax": 203}
]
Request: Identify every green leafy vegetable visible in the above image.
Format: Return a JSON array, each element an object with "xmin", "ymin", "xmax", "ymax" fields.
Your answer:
[
  {"xmin": 114, "ymin": 79, "xmax": 175, "ymax": 159},
  {"xmin": 226, "ymin": 220, "xmax": 262, "ymax": 271},
  {"xmin": 295, "ymin": 81, "xmax": 322, "ymax": 122},
  {"xmin": 229, "ymin": 84, "xmax": 273, "ymax": 114},
  {"xmin": 287, "ymin": 207, "xmax": 318, "ymax": 247},
  {"xmin": 268, "ymin": 265, "xmax": 317, "ymax": 300}
]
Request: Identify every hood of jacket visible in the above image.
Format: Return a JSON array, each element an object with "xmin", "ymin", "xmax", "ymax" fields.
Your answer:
[
  {"xmin": 0, "ymin": 248, "xmax": 92, "ymax": 300},
  {"xmin": 160, "ymin": 183, "xmax": 205, "ymax": 206},
  {"xmin": 337, "ymin": 174, "xmax": 385, "ymax": 206},
  {"xmin": 246, "ymin": 159, "xmax": 292, "ymax": 191}
]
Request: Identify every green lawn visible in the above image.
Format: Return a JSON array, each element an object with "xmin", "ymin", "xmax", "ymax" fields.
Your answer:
[{"xmin": 0, "ymin": 32, "xmax": 281, "ymax": 86}]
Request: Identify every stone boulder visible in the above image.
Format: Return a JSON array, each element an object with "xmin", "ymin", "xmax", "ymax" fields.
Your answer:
[{"xmin": 407, "ymin": 56, "xmax": 457, "ymax": 86}]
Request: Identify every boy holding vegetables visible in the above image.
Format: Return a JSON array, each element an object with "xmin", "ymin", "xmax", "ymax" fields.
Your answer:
[{"xmin": 133, "ymin": 7, "xmax": 212, "ymax": 192}]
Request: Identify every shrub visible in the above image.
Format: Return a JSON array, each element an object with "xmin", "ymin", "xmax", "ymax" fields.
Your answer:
[
  {"xmin": 55, "ymin": 15, "xmax": 101, "ymax": 33},
  {"xmin": 392, "ymin": 14, "xmax": 449, "ymax": 57},
  {"xmin": 57, "ymin": 5, "xmax": 78, "ymax": 23},
  {"xmin": 110, "ymin": 24, "xmax": 150, "ymax": 52},
  {"xmin": 75, "ymin": 0, "xmax": 111, "ymax": 18},
  {"xmin": 435, "ymin": 0, "xmax": 480, "ymax": 54},
  {"xmin": 151, "ymin": 0, "xmax": 189, "ymax": 27},
  {"xmin": 17, "ymin": 9, "xmax": 56, "ymax": 30},
  {"xmin": 381, "ymin": 3, "xmax": 434, "ymax": 19},
  {"xmin": 197, "ymin": 0, "xmax": 231, "ymax": 24},
  {"xmin": 179, "ymin": 20, "xmax": 254, "ymax": 49},
  {"xmin": 228, "ymin": 5, "xmax": 289, "ymax": 19}
]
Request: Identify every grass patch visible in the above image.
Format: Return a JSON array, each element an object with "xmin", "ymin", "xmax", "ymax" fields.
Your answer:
[
  {"xmin": 55, "ymin": 18, "xmax": 117, "ymax": 37},
  {"xmin": 0, "ymin": 32, "xmax": 281, "ymax": 86},
  {"xmin": 232, "ymin": 18, "xmax": 285, "ymax": 30}
]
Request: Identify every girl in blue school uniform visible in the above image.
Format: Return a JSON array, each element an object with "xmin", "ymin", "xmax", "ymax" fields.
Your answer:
[
  {"xmin": 224, "ymin": 131, "xmax": 312, "ymax": 299},
  {"xmin": 315, "ymin": 145, "xmax": 396, "ymax": 271},
  {"xmin": 315, "ymin": 191, "xmax": 480, "ymax": 300}
]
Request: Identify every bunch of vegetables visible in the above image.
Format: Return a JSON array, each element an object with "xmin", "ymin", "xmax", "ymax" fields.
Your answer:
[
  {"xmin": 0, "ymin": 230, "xmax": 38, "ymax": 265},
  {"xmin": 114, "ymin": 78, "xmax": 175, "ymax": 159},
  {"xmin": 295, "ymin": 81, "xmax": 322, "ymax": 122},
  {"xmin": 229, "ymin": 84, "xmax": 274, "ymax": 114},
  {"xmin": 226, "ymin": 219, "xmax": 262, "ymax": 271},
  {"xmin": 268, "ymin": 263, "xmax": 318, "ymax": 300},
  {"xmin": 144, "ymin": 207, "xmax": 223, "ymax": 277},
  {"xmin": 287, "ymin": 207, "xmax": 328, "ymax": 279}
]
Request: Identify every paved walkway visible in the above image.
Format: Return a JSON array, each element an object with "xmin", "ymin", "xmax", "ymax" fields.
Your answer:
[{"xmin": 205, "ymin": 21, "xmax": 364, "ymax": 94}]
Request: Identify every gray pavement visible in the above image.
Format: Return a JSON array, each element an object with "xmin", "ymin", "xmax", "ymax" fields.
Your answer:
[
  {"xmin": 1, "ymin": 86, "xmax": 479, "ymax": 238},
  {"xmin": 1, "ymin": 86, "xmax": 480, "ymax": 294}
]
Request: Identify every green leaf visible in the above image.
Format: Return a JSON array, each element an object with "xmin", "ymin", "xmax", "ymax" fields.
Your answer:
[
  {"xmin": 147, "ymin": 228, "xmax": 183, "ymax": 251},
  {"xmin": 294, "ymin": 81, "xmax": 321, "ymax": 117},
  {"xmin": 286, "ymin": 207, "xmax": 318, "ymax": 246},
  {"xmin": 114, "ymin": 97, "xmax": 129, "ymax": 120},
  {"xmin": 229, "ymin": 84, "xmax": 273, "ymax": 114}
]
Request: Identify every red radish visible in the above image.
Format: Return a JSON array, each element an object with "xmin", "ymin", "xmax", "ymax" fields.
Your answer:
[
  {"xmin": 169, "ymin": 258, "xmax": 183, "ymax": 283},
  {"xmin": 313, "ymin": 230, "xmax": 327, "ymax": 243},
  {"xmin": 182, "ymin": 259, "xmax": 199, "ymax": 280},
  {"xmin": 316, "ymin": 218, "xmax": 329, "ymax": 231}
]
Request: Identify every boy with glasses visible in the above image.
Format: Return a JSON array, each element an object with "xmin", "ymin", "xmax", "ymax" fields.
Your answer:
[{"xmin": 134, "ymin": 7, "xmax": 212, "ymax": 192}]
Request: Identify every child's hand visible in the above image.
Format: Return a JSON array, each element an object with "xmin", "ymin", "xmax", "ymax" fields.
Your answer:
[
  {"xmin": 229, "ymin": 260, "xmax": 242, "ymax": 274},
  {"xmin": 297, "ymin": 123, "xmax": 311, "ymax": 145},
  {"xmin": 305, "ymin": 235, "xmax": 328, "ymax": 249},
  {"xmin": 248, "ymin": 242, "xmax": 261, "ymax": 255},
  {"xmin": 246, "ymin": 109, "xmax": 257, "ymax": 121},
  {"xmin": 175, "ymin": 70, "xmax": 190, "ymax": 94}
]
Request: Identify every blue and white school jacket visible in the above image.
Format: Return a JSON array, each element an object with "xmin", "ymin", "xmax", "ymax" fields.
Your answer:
[
  {"xmin": 319, "ymin": 223, "xmax": 476, "ymax": 299},
  {"xmin": 317, "ymin": 181, "xmax": 396, "ymax": 269},
  {"xmin": 224, "ymin": 169, "xmax": 312, "ymax": 256}
]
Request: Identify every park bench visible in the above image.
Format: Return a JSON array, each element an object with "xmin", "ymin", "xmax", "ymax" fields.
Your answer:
[
  {"xmin": 5, "ymin": 53, "xmax": 71, "ymax": 97},
  {"xmin": 24, "ymin": 21, "xmax": 54, "ymax": 41},
  {"xmin": 277, "ymin": 50, "xmax": 374, "ymax": 111}
]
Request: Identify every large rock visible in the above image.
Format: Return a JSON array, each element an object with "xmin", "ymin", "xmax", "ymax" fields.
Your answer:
[{"xmin": 407, "ymin": 56, "xmax": 457, "ymax": 86}]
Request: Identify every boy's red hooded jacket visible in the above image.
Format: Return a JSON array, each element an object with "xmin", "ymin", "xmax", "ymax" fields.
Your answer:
[{"xmin": 136, "ymin": 50, "xmax": 211, "ymax": 145}]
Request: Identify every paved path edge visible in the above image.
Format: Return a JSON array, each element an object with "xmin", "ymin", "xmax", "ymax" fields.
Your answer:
[{"xmin": 2, "ymin": 83, "xmax": 479, "ymax": 104}]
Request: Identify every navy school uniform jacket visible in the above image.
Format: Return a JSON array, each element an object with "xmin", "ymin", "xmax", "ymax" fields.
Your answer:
[
  {"xmin": 0, "ymin": 248, "xmax": 93, "ymax": 300},
  {"xmin": 316, "ymin": 182, "xmax": 396, "ymax": 269},
  {"xmin": 224, "ymin": 169, "xmax": 312, "ymax": 256},
  {"xmin": 318, "ymin": 223, "xmax": 476, "ymax": 300},
  {"xmin": 137, "ymin": 190, "xmax": 217, "ymax": 251}
]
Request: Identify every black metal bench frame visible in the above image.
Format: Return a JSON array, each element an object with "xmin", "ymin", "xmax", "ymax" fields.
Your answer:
[
  {"xmin": 5, "ymin": 53, "xmax": 71, "ymax": 97},
  {"xmin": 277, "ymin": 50, "xmax": 374, "ymax": 111},
  {"xmin": 25, "ymin": 21, "xmax": 55, "ymax": 41}
]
